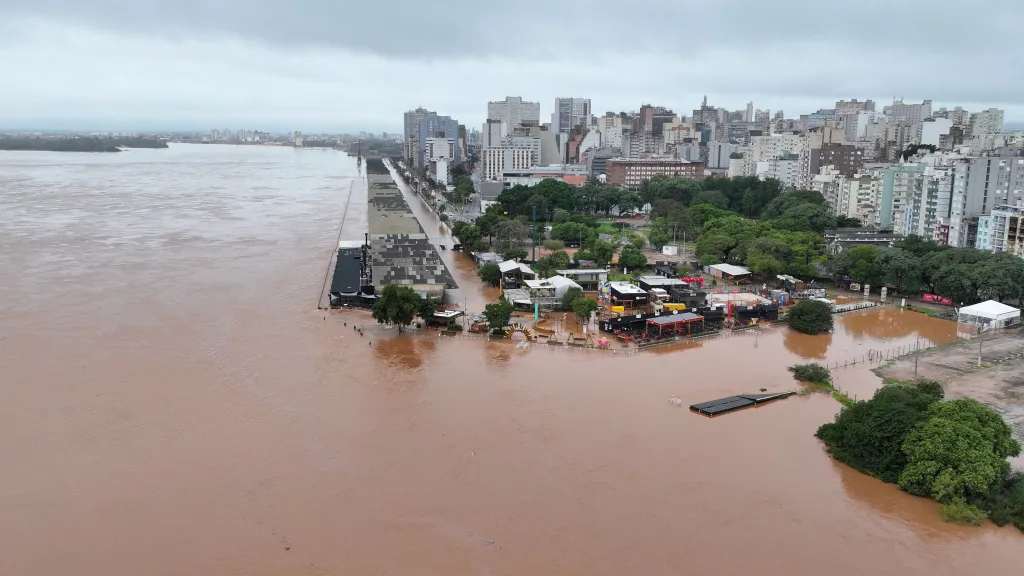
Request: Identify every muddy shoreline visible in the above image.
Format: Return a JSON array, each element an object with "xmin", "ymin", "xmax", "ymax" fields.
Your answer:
[{"xmin": 874, "ymin": 329, "xmax": 1024, "ymax": 444}]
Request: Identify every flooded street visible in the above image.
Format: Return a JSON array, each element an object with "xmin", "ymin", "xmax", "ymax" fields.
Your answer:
[{"xmin": 1, "ymin": 144, "xmax": 1021, "ymax": 575}]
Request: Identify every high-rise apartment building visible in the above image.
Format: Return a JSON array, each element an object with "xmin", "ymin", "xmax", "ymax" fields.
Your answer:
[
  {"xmin": 968, "ymin": 108, "xmax": 1004, "ymax": 136},
  {"xmin": 745, "ymin": 102, "xmax": 754, "ymax": 123},
  {"xmin": 955, "ymin": 153, "xmax": 1024, "ymax": 217},
  {"xmin": 883, "ymin": 99, "xmax": 933, "ymax": 124},
  {"xmin": 481, "ymin": 119, "xmax": 507, "ymax": 148},
  {"xmin": 417, "ymin": 115, "xmax": 460, "ymax": 168},
  {"xmin": 976, "ymin": 206, "xmax": 1024, "ymax": 257},
  {"xmin": 403, "ymin": 107, "xmax": 435, "ymax": 163},
  {"xmin": 552, "ymin": 97, "xmax": 591, "ymax": 135},
  {"xmin": 834, "ymin": 99, "xmax": 875, "ymax": 141},
  {"xmin": 487, "ymin": 96, "xmax": 541, "ymax": 129}
]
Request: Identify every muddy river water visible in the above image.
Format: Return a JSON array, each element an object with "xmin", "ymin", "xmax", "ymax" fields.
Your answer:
[{"xmin": 1, "ymin": 144, "xmax": 1021, "ymax": 575}]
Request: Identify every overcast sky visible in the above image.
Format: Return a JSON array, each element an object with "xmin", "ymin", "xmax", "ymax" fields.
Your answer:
[{"xmin": 2, "ymin": 0, "xmax": 1023, "ymax": 133}]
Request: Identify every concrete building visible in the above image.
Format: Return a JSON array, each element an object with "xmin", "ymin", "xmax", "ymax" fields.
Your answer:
[
  {"xmin": 745, "ymin": 101, "xmax": 754, "ymax": 122},
  {"xmin": 605, "ymin": 158, "xmax": 705, "ymax": 189},
  {"xmin": 883, "ymin": 99, "xmax": 932, "ymax": 124},
  {"xmin": 815, "ymin": 143, "xmax": 864, "ymax": 178},
  {"xmin": 403, "ymin": 107, "xmax": 435, "ymax": 164},
  {"xmin": 934, "ymin": 106, "xmax": 970, "ymax": 126},
  {"xmin": 708, "ymin": 142, "xmax": 740, "ymax": 170},
  {"xmin": 481, "ymin": 145, "xmax": 536, "ymax": 181},
  {"xmin": 921, "ymin": 117, "xmax": 953, "ymax": 147},
  {"xmin": 955, "ymin": 153, "xmax": 1024, "ymax": 217},
  {"xmin": 744, "ymin": 133, "xmax": 807, "ymax": 175},
  {"xmin": 811, "ymin": 166, "xmax": 844, "ymax": 216},
  {"xmin": 487, "ymin": 96, "xmax": 540, "ymax": 129},
  {"xmin": 501, "ymin": 164, "xmax": 589, "ymax": 188},
  {"xmin": 976, "ymin": 205, "xmax": 1024, "ymax": 256},
  {"xmin": 425, "ymin": 137, "xmax": 455, "ymax": 185},
  {"xmin": 969, "ymin": 108, "xmax": 1005, "ymax": 136},
  {"xmin": 417, "ymin": 115, "xmax": 460, "ymax": 168},
  {"xmin": 834, "ymin": 99, "xmax": 875, "ymax": 141},
  {"xmin": 755, "ymin": 155, "xmax": 802, "ymax": 189},
  {"xmin": 841, "ymin": 174, "xmax": 884, "ymax": 225},
  {"xmin": 588, "ymin": 147, "xmax": 621, "ymax": 178},
  {"xmin": 597, "ymin": 113, "xmax": 628, "ymax": 149},
  {"xmin": 552, "ymin": 97, "xmax": 592, "ymax": 136}
]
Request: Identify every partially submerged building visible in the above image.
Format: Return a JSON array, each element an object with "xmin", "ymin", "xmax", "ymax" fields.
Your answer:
[
  {"xmin": 555, "ymin": 268, "xmax": 608, "ymax": 290},
  {"xmin": 367, "ymin": 159, "xmax": 456, "ymax": 300},
  {"xmin": 498, "ymin": 259, "xmax": 537, "ymax": 289},
  {"xmin": 328, "ymin": 239, "xmax": 373, "ymax": 307}
]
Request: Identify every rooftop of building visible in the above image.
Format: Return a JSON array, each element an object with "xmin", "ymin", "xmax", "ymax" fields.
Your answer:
[{"xmin": 608, "ymin": 281, "xmax": 647, "ymax": 294}]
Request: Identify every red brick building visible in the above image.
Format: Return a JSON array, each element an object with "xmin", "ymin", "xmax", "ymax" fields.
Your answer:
[{"xmin": 606, "ymin": 158, "xmax": 706, "ymax": 189}]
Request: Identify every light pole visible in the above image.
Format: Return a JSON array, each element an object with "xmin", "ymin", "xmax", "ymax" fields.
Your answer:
[{"xmin": 978, "ymin": 324, "xmax": 985, "ymax": 367}]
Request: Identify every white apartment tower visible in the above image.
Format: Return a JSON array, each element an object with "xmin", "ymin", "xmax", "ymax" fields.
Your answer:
[
  {"xmin": 968, "ymin": 108, "xmax": 1004, "ymax": 136},
  {"xmin": 487, "ymin": 96, "xmax": 541, "ymax": 129}
]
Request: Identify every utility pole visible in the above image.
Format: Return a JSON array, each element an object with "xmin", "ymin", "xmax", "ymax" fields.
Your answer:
[
  {"xmin": 914, "ymin": 334, "xmax": 920, "ymax": 378},
  {"xmin": 531, "ymin": 204, "xmax": 537, "ymax": 264},
  {"xmin": 978, "ymin": 324, "xmax": 985, "ymax": 367}
]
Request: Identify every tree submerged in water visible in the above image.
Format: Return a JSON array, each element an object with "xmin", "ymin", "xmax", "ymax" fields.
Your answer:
[
  {"xmin": 787, "ymin": 300, "xmax": 833, "ymax": 335},
  {"xmin": 370, "ymin": 285, "xmax": 423, "ymax": 332},
  {"xmin": 815, "ymin": 379, "xmax": 1024, "ymax": 529}
]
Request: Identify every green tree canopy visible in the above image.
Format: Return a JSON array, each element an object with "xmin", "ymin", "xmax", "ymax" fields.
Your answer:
[
  {"xmin": 502, "ymin": 247, "xmax": 528, "ymax": 261},
  {"xmin": 483, "ymin": 299, "xmax": 514, "ymax": 330},
  {"xmin": 561, "ymin": 287, "xmax": 585, "ymax": 311},
  {"xmin": 816, "ymin": 382, "xmax": 944, "ymax": 483},
  {"xmin": 371, "ymin": 285, "xmax": 423, "ymax": 332},
  {"xmin": 899, "ymin": 399, "xmax": 1020, "ymax": 504},
  {"xmin": 478, "ymin": 262, "xmax": 502, "ymax": 287},
  {"xmin": 690, "ymin": 190, "xmax": 730, "ymax": 210},
  {"xmin": 788, "ymin": 300, "xmax": 834, "ymax": 335},
  {"xmin": 571, "ymin": 295, "xmax": 598, "ymax": 320},
  {"xmin": 876, "ymin": 247, "xmax": 922, "ymax": 295},
  {"xmin": 618, "ymin": 247, "xmax": 648, "ymax": 270}
]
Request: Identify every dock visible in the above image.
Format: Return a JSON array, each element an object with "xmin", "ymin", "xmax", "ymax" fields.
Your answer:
[{"xmin": 690, "ymin": 392, "xmax": 793, "ymax": 417}]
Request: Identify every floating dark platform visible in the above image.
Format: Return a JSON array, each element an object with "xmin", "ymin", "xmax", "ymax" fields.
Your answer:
[{"xmin": 690, "ymin": 392, "xmax": 793, "ymax": 416}]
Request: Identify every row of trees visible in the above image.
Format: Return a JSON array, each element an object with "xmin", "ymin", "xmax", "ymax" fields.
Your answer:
[
  {"xmin": 497, "ymin": 178, "xmax": 642, "ymax": 220},
  {"xmin": 640, "ymin": 175, "xmax": 785, "ymax": 218},
  {"xmin": 816, "ymin": 381, "xmax": 1023, "ymax": 528},
  {"xmin": 827, "ymin": 237, "xmax": 1024, "ymax": 305},
  {"xmin": 650, "ymin": 189, "xmax": 847, "ymax": 279}
]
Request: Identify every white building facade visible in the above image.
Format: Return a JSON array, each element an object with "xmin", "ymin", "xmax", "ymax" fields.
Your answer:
[{"xmin": 487, "ymin": 96, "xmax": 541, "ymax": 129}]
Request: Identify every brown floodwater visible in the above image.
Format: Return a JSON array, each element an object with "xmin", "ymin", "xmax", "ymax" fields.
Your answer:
[{"xmin": 1, "ymin": 144, "xmax": 1021, "ymax": 575}]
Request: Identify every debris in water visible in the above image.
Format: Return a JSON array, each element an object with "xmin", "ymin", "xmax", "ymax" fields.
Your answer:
[
  {"xmin": 516, "ymin": 341, "xmax": 530, "ymax": 350},
  {"xmin": 669, "ymin": 397, "xmax": 683, "ymax": 407}
]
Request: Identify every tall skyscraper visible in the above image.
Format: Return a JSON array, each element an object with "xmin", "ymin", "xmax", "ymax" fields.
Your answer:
[{"xmin": 745, "ymin": 101, "xmax": 754, "ymax": 123}]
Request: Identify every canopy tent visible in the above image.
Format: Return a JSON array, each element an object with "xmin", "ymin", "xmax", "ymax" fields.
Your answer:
[
  {"xmin": 958, "ymin": 300, "xmax": 1021, "ymax": 329},
  {"xmin": 546, "ymin": 275, "xmax": 583, "ymax": 298}
]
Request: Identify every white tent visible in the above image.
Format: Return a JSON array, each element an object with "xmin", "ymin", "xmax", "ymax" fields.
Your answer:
[
  {"xmin": 546, "ymin": 275, "xmax": 583, "ymax": 298},
  {"xmin": 957, "ymin": 300, "xmax": 1021, "ymax": 329}
]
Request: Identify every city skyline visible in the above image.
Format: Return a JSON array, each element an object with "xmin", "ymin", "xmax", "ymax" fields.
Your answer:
[{"xmin": 2, "ymin": 0, "xmax": 1024, "ymax": 131}]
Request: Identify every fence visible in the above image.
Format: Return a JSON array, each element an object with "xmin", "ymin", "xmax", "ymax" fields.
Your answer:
[{"xmin": 823, "ymin": 338, "xmax": 948, "ymax": 373}]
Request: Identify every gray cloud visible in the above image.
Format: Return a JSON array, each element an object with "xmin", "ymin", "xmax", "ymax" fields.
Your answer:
[
  {"xmin": 1, "ymin": 2, "xmax": 1023, "ymax": 130},
  {"xmin": 4, "ymin": 0, "xmax": 1023, "ymax": 59}
]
